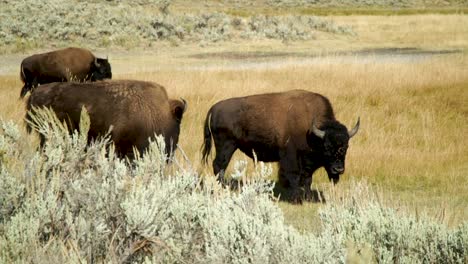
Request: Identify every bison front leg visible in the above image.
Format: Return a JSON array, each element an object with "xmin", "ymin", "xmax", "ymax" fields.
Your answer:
[
  {"xmin": 279, "ymin": 157, "xmax": 302, "ymax": 204},
  {"xmin": 300, "ymin": 176, "xmax": 313, "ymax": 201},
  {"xmin": 299, "ymin": 163, "xmax": 320, "ymax": 202}
]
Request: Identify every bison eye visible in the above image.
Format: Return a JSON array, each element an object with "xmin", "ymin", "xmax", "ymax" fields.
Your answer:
[{"xmin": 337, "ymin": 147, "xmax": 347, "ymax": 156}]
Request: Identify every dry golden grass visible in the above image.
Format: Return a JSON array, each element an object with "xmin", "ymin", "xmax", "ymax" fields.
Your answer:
[
  {"xmin": 6, "ymin": 55, "xmax": 468, "ymax": 231},
  {"xmin": 1, "ymin": 14, "xmax": 467, "ymax": 232},
  {"xmin": 147, "ymin": 55, "xmax": 467, "ymax": 230},
  {"xmin": 169, "ymin": 0, "xmax": 468, "ymax": 16},
  {"xmin": 334, "ymin": 15, "xmax": 468, "ymax": 50},
  {"xmin": 3, "ymin": 53, "xmax": 466, "ymax": 231}
]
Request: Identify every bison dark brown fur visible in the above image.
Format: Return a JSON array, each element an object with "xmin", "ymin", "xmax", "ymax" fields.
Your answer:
[
  {"xmin": 202, "ymin": 90, "xmax": 359, "ymax": 203},
  {"xmin": 20, "ymin": 47, "xmax": 112, "ymax": 98},
  {"xmin": 26, "ymin": 80, "xmax": 186, "ymax": 158}
]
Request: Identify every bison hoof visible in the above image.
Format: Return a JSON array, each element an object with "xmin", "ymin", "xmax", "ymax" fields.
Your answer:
[{"xmin": 289, "ymin": 191, "xmax": 303, "ymax": 204}]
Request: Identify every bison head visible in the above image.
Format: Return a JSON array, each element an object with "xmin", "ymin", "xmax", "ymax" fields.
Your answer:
[
  {"xmin": 308, "ymin": 118, "xmax": 360, "ymax": 184},
  {"xmin": 170, "ymin": 98, "xmax": 187, "ymax": 123},
  {"xmin": 91, "ymin": 58, "xmax": 112, "ymax": 81},
  {"xmin": 163, "ymin": 98, "xmax": 187, "ymax": 156}
]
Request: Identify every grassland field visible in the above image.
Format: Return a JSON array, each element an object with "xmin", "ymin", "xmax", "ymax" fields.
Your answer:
[
  {"xmin": 163, "ymin": 0, "xmax": 468, "ymax": 16},
  {"xmin": 0, "ymin": 10, "xmax": 467, "ymax": 235}
]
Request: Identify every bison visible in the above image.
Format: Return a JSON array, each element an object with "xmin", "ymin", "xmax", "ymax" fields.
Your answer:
[
  {"xmin": 26, "ymin": 80, "xmax": 187, "ymax": 158},
  {"xmin": 20, "ymin": 47, "xmax": 112, "ymax": 98},
  {"xmin": 202, "ymin": 90, "xmax": 359, "ymax": 202}
]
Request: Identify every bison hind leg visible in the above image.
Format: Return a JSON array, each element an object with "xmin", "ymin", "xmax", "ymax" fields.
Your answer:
[{"xmin": 213, "ymin": 140, "xmax": 237, "ymax": 185}]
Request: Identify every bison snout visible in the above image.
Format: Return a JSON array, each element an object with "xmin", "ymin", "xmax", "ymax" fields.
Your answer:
[{"xmin": 331, "ymin": 165, "xmax": 344, "ymax": 175}]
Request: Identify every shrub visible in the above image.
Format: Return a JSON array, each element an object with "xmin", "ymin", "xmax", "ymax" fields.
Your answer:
[
  {"xmin": 0, "ymin": 0, "xmax": 354, "ymax": 52},
  {"xmin": 321, "ymin": 183, "xmax": 468, "ymax": 263},
  {"xmin": 0, "ymin": 109, "xmax": 466, "ymax": 263}
]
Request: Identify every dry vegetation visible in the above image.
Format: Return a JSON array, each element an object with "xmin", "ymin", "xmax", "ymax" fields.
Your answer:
[
  {"xmin": 1, "ymin": 52, "xmax": 467, "ymax": 227},
  {"xmin": 1, "ymin": 13, "xmax": 467, "ymax": 226},
  {"xmin": 1, "ymin": 113, "xmax": 465, "ymax": 262},
  {"xmin": 131, "ymin": 54, "xmax": 468, "ymax": 224},
  {"xmin": 0, "ymin": 0, "xmax": 467, "ymax": 261},
  {"xmin": 0, "ymin": 0, "xmax": 354, "ymax": 54},
  {"xmin": 172, "ymin": 0, "xmax": 468, "ymax": 16}
]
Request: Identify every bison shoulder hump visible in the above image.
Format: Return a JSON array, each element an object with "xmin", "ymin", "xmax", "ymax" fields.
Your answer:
[{"xmin": 102, "ymin": 80, "xmax": 169, "ymax": 101}]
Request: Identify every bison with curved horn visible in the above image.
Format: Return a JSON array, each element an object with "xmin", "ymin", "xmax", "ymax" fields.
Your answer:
[
  {"xmin": 202, "ymin": 89, "xmax": 359, "ymax": 203},
  {"xmin": 26, "ymin": 80, "xmax": 187, "ymax": 158},
  {"xmin": 19, "ymin": 47, "xmax": 112, "ymax": 98}
]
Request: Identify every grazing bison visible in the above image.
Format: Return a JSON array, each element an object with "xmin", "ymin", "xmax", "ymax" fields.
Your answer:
[
  {"xmin": 20, "ymin": 47, "xmax": 112, "ymax": 98},
  {"xmin": 26, "ymin": 80, "xmax": 187, "ymax": 158},
  {"xmin": 202, "ymin": 90, "xmax": 359, "ymax": 202}
]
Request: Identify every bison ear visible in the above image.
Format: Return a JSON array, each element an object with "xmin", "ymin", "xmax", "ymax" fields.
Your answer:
[{"xmin": 171, "ymin": 98, "xmax": 187, "ymax": 122}]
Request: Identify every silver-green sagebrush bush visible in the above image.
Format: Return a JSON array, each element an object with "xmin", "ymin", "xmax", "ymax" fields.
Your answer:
[
  {"xmin": 0, "ymin": 0, "xmax": 354, "ymax": 51},
  {"xmin": 0, "ymin": 108, "xmax": 467, "ymax": 263}
]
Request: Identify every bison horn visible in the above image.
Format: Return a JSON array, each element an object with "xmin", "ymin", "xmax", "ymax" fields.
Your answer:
[
  {"xmin": 94, "ymin": 58, "xmax": 100, "ymax": 67},
  {"xmin": 348, "ymin": 117, "xmax": 360, "ymax": 138},
  {"xmin": 311, "ymin": 120, "xmax": 325, "ymax": 139},
  {"xmin": 180, "ymin": 98, "xmax": 187, "ymax": 112}
]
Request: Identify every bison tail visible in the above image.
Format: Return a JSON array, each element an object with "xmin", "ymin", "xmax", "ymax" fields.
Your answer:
[
  {"xmin": 19, "ymin": 62, "xmax": 30, "ymax": 99},
  {"xmin": 201, "ymin": 112, "xmax": 213, "ymax": 165},
  {"xmin": 20, "ymin": 63, "xmax": 26, "ymax": 83},
  {"xmin": 24, "ymin": 95, "xmax": 34, "ymax": 134}
]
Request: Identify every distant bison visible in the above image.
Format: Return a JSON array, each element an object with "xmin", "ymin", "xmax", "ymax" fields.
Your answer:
[
  {"xmin": 26, "ymin": 80, "xmax": 187, "ymax": 158},
  {"xmin": 202, "ymin": 90, "xmax": 359, "ymax": 202},
  {"xmin": 20, "ymin": 47, "xmax": 112, "ymax": 98}
]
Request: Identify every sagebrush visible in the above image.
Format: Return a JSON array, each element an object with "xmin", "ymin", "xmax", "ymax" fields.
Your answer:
[
  {"xmin": 0, "ymin": 107, "xmax": 466, "ymax": 263},
  {"xmin": 0, "ymin": 0, "xmax": 353, "ymax": 52}
]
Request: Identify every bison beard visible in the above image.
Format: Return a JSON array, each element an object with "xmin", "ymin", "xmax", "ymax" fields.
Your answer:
[
  {"xmin": 201, "ymin": 90, "xmax": 359, "ymax": 203},
  {"xmin": 25, "ymin": 80, "xmax": 186, "ymax": 159}
]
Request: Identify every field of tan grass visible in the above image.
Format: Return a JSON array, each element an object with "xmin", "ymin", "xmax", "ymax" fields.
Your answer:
[
  {"xmin": 170, "ymin": 0, "xmax": 468, "ymax": 16},
  {"xmin": 0, "ymin": 14, "xmax": 466, "ymax": 232},
  {"xmin": 149, "ymin": 54, "xmax": 468, "ymax": 230}
]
